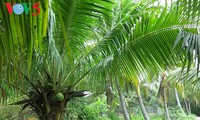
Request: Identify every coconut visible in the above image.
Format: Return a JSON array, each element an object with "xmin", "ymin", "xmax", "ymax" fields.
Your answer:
[{"xmin": 55, "ymin": 92, "xmax": 64, "ymax": 101}]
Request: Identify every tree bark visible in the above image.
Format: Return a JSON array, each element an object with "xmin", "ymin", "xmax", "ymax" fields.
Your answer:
[
  {"xmin": 184, "ymin": 99, "xmax": 189, "ymax": 115},
  {"xmin": 46, "ymin": 103, "xmax": 63, "ymax": 120},
  {"xmin": 125, "ymin": 82, "xmax": 131, "ymax": 115},
  {"xmin": 188, "ymin": 100, "xmax": 191, "ymax": 114},
  {"xmin": 136, "ymin": 85, "xmax": 150, "ymax": 120},
  {"xmin": 184, "ymin": 99, "xmax": 191, "ymax": 115},
  {"xmin": 159, "ymin": 72, "xmax": 170, "ymax": 120},
  {"xmin": 55, "ymin": 110, "xmax": 62, "ymax": 120},
  {"xmin": 106, "ymin": 75, "xmax": 113, "ymax": 111},
  {"xmin": 115, "ymin": 78, "xmax": 130, "ymax": 120},
  {"xmin": 163, "ymin": 89, "xmax": 170, "ymax": 120},
  {"xmin": 174, "ymin": 88, "xmax": 185, "ymax": 114}
]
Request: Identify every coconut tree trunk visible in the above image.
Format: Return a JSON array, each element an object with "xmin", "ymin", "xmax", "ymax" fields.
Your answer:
[
  {"xmin": 115, "ymin": 77, "xmax": 130, "ymax": 120},
  {"xmin": 125, "ymin": 82, "xmax": 131, "ymax": 115},
  {"xmin": 136, "ymin": 85, "xmax": 150, "ymax": 120},
  {"xmin": 106, "ymin": 75, "xmax": 113, "ymax": 112},
  {"xmin": 45, "ymin": 102, "xmax": 63, "ymax": 120},
  {"xmin": 55, "ymin": 111, "xmax": 62, "ymax": 120},
  {"xmin": 188, "ymin": 100, "xmax": 191, "ymax": 114},
  {"xmin": 184, "ymin": 99, "xmax": 191, "ymax": 115},
  {"xmin": 174, "ymin": 88, "xmax": 185, "ymax": 114},
  {"xmin": 106, "ymin": 85, "xmax": 113, "ymax": 110},
  {"xmin": 55, "ymin": 110, "xmax": 63, "ymax": 120},
  {"xmin": 163, "ymin": 89, "xmax": 170, "ymax": 120},
  {"xmin": 158, "ymin": 72, "xmax": 170, "ymax": 120},
  {"xmin": 54, "ymin": 104, "xmax": 63, "ymax": 120}
]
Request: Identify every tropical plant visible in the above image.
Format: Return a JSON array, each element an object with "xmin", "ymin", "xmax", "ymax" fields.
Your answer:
[
  {"xmin": 166, "ymin": 67, "xmax": 200, "ymax": 114},
  {"xmin": 1, "ymin": 0, "xmax": 200, "ymax": 120},
  {"xmin": 66, "ymin": 96, "xmax": 109, "ymax": 120},
  {"xmin": 0, "ymin": 0, "xmax": 113, "ymax": 119}
]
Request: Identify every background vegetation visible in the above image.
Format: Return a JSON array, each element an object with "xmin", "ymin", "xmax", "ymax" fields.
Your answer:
[{"xmin": 0, "ymin": 0, "xmax": 200, "ymax": 120}]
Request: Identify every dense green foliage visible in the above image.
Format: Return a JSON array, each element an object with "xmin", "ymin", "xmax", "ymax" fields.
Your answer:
[{"xmin": 0, "ymin": 0, "xmax": 200, "ymax": 119}]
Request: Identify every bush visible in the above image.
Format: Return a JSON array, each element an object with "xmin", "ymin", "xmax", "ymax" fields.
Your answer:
[
  {"xmin": 80, "ymin": 97, "xmax": 109, "ymax": 120},
  {"xmin": 66, "ymin": 96, "xmax": 111, "ymax": 120},
  {"xmin": 191, "ymin": 104, "xmax": 200, "ymax": 116},
  {"xmin": 131, "ymin": 115, "xmax": 144, "ymax": 120},
  {"xmin": 169, "ymin": 107, "xmax": 196, "ymax": 120},
  {"xmin": 108, "ymin": 110, "xmax": 120, "ymax": 120},
  {"xmin": 150, "ymin": 115, "xmax": 165, "ymax": 120},
  {"xmin": 131, "ymin": 114, "xmax": 164, "ymax": 120}
]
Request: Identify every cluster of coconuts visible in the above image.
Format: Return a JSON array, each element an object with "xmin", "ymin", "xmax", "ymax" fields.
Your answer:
[
  {"xmin": 45, "ymin": 82, "xmax": 65, "ymax": 102},
  {"xmin": 27, "ymin": 82, "xmax": 65, "ymax": 102}
]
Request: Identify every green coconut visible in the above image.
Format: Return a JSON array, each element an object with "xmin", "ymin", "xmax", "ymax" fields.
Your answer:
[{"xmin": 55, "ymin": 92, "xmax": 64, "ymax": 101}]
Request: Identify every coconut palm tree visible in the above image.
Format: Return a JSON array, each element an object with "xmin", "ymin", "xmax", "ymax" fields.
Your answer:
[
  {"xmin": 166, "ymin": 67, "xmax": 200, "ymax": 114},
  {"xmin": 0, "ymin": 0, "xmax": 114, "ymax": 119},
  {"xmin": 1, "ymin": 0, "xmax": 200, "ymax": 120}
]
